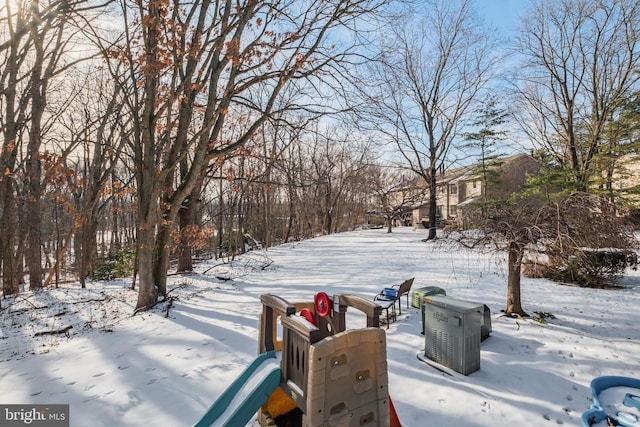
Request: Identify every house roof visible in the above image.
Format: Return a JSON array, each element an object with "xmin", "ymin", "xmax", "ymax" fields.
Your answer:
[{"xmin": 438, "ymin": 153, "xmax": 537, "ymax": 185}]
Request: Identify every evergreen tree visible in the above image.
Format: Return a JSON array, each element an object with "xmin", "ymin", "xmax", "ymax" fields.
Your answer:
[
  {"xmin": 463, "ymin": 95, "xmax": 508, "ymax": 204},
  {"xmin": 521, "ymin": 149, "xmax": 575, "ymax": 200}
]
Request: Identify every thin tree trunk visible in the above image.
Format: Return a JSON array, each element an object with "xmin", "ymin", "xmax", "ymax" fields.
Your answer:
[
  {"xmin": 284, "ymin": 182, "xmax": 295, "ymax": 243},
  {"xmin": 79, "ymin": 218, "xmax": 99, "ymax": 287},
  {"xmin": 1, "ymin": 221, "xmax": 20, "ymax": 295},
  {"xmin": 1, "ymin": 8, "xmax": 24, "ymax": 296},
  {"xmin": 216, "ymin": 177, "xmax": 224, "ymax": 259},
  {"xmin": 25, "ymin": 0, "xmax": 48, "ymax": 291},
  {"xmin": 43, "ymin": 226, "xmax": 75, "ymax": 288},
  {"xmin": 506, "ymin": 241, "xmax": 527, "ymax": 316},
  {"xmin": 26, "ymin": 146, "xmax": 43, "ymax": 291},
  {"xmin": 427, "ymin": 168, "xmax": 438, "ymax": 240}
]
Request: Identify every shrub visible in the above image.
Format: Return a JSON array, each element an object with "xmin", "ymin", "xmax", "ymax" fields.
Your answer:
[
  {"xmin": 525, "ymin": 248, "xmax": 638, "ymax": 287},
  {"xmin": 90, "ymin": 250, "xmax": 135, "ymax": 281}
]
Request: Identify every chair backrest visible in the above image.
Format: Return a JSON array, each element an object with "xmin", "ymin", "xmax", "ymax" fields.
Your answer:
[{"xmin": 398, "ymin": 277, "xmax": 415, "ymax": 296}]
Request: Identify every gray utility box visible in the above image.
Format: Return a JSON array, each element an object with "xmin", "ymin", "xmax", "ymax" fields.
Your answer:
[
  {"xmin": 411, "ymin": 286, "xmax": 446, "ymax": 309},
  {"xmin": 413, "ymin": 287, "xmax": 447, "ymax": 335},
  {"xmin": 422, "ymin": 295, "xmax": 483, "ymax": 375}
]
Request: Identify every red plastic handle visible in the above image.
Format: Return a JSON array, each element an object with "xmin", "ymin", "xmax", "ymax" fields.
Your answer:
[
  {"xmin": 300, "ymin": 308, "xmax": 317, "ymax": 326},
  {"xmin": 314, "ymin": 292, "xmax": 332, "ymax": 317}
]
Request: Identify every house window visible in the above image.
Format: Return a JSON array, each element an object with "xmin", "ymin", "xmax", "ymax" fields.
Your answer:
[
  {"xmin": 449, "ymin": 184, "xmax": 457, "ymax": 194},
  {"xmin": 450, "ymin": 205, "xmax": 457, "ymax": 216},
  {"xmin": 473, "ymin": 180, "xmax": 477, "ymax": 189}
]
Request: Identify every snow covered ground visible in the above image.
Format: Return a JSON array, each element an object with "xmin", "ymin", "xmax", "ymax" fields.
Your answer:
[{"xmin": 1, "ymin": 227, "xmax": 639, "ymax": 426}]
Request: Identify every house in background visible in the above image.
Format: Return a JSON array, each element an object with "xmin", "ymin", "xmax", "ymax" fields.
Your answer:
[
  {"xmin": 608, "ymin": 154, "xmax": 640, "ymax": 198},
  {"xmin": 411, "ymin": 153, "xmax": 541, "ymax": 228},
  {"xmin": 596, "ymin": 154, "xmax": 640, "ymax": 221}
]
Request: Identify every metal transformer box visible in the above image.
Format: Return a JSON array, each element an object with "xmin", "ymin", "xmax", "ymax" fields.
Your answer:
[{"xmin": 422, "ymin": 295, "xmax": 483, "ymax": 375}]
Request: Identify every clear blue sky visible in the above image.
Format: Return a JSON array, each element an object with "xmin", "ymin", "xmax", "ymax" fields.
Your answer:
[{"xmin": 478, "ymin": 0, "xmax": 527, "ymax": 37}]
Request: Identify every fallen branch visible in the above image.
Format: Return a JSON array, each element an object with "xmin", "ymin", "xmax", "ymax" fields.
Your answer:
[
  {"xmin": 70, "ymin": 296, "xmax": 110, "ymax": 304},
  {"xmin": 34, "ymin": 325, "xmax": 73, "ymax": 337},
  {"xmin": 10, "ymin": 307, "xmax": 47, "ymax": 315},
  {"xmin": 167, "ymin": 270, "xmax": 197, "ymax": 277},
  {"xmin": 203, "ymin": 262, "xmax": 228, "ymax": 275}
]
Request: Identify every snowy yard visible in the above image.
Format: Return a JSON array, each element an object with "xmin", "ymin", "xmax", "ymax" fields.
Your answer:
[{"xmin": 1, "ymin": 227, "xmax": 639, "ymax": 426}]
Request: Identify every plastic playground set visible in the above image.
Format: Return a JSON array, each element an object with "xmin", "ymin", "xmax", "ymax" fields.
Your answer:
[
  {"xmin": 190, "ymin": 283, "xmax": 640, "ymax": 427},
  {"xmin": 193, "ymin": 291, "xmax": 397, "ymax": 427}
]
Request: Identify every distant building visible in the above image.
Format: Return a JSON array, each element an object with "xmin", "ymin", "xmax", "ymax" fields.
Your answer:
[
  {"xmin": 608, "ymin": 154, "xmax": 640, "ymax": 195},
  {"xmin": 411, "ymin": 153, "xmax": 541, "ymax": 228}
]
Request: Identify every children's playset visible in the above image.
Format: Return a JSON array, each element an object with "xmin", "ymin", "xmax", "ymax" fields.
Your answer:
[{"xmin": 194, "ymin": 291, "xmax": 400, "ymax": 427}]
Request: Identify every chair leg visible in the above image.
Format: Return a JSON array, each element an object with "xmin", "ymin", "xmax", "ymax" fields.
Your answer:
[
  {"xmin": 380, "ymin": 307, "xmax": 389, "ymax": 329},
  {"xmin": 382, "ymin": 304, "xmax": 396, "ymax": 328},
  {"xmin": 385, "ymin": 307, "xmax": 391, "ymax": 329}
]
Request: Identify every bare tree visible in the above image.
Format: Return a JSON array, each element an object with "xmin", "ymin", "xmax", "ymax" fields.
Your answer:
[
  {"xmin": 60, "ymin": 68, "xmax": 129, "ymax": 286},
  {"xmin": 367, "ymin": 165, "xmax": 425, "ymax": 233},
  {"xmin": 305, "ymin": 128, "xmax": 371, "ymax": 235},
  {"xmin": 512, "ymin": 0, "xmax": 640, "ymax": 192},
  {"xmin": 274, "ymin": 122, "xmax": 310, "ymax": 243},
  {"xmin": 360, "ymin": 0, "xmax": 500, "ymax": 240},
  {"xmin": 92, "ymin": 0, "xmax": 391, "ymax": 310},
  {"xmin": 0, "ymin": 0, "xmax": 100, "ymax": 294}
]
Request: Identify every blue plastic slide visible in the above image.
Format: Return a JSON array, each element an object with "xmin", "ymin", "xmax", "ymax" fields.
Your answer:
[{"xmin": 193, "ymin": 351, "xmax": 282, "ymax": 427}]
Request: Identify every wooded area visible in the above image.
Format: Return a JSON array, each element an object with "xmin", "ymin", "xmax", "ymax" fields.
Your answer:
[{"xmin": 1, "ymin": 0, "xmax": 639, "ymax": 311}]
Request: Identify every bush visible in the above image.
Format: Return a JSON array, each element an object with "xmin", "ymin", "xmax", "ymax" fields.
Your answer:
[
  {"xmin": 90, "ymin": 250, "xmax": 135, "ymax": 281},
  {"xmin": 525, "ymin": 248, "xmax": 638, "ymax": 287}
]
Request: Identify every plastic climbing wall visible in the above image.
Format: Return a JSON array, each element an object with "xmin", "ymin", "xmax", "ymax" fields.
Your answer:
[{"xmin": 304, "ymin": 328, "xmax": 389, "ymax": 426}]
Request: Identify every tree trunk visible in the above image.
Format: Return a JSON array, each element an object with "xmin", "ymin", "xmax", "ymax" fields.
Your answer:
[
  {"xmin": 284, "ymin": 209, "xmax": 294, "ymax": 243},
  {"xmin": 1, "ymin": 4, "xmax": 25, "ymax": 295},
  {"xmin": 135, "ymin": 226, "xmax": 158, "ymax": 310},
  {"xmin": 153, "ymin": 226, "xmax": 170, "ymax": 298},
  {"xmin": 216, "ymin": 178, "xmax": 224, "ymax": 259},
  {"xmin": 78, "ymin": 217, "xmax": 99, "ymax": 287},
  {"xmin": 506, "ymin": 241, "xmax": 527, "ymax": 316},
  {"xmin": 237, "ymin": 195, "xmax": 246, "ymax": 255},
  {"xmin": 26, "ymin": 145, "xmax": 43, "ymax": 291},
  {"xmin": 25, "ymin": 0, "xmax": 51, "ymax": 291},
  {"xmin": 177, "ymin": 175, "xmax": 203, "ymax": 271},
  {"xmin": 177, "ymin": 197, "xmax": 197, "ymax": 272},
  {"xmin": 426, "ymin": 168, "xmax": 438, "ymax": 240},
  {"xmin": 284, "ymin": 181, "xmax": 296, "ymax": 243},
  {"xmin": 1, "ymin": 207, "xmax": 20, "ymax": 295},
  {"xmin": 134, "ymin": 137, "xmax": 162, "ymax": 309}
]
